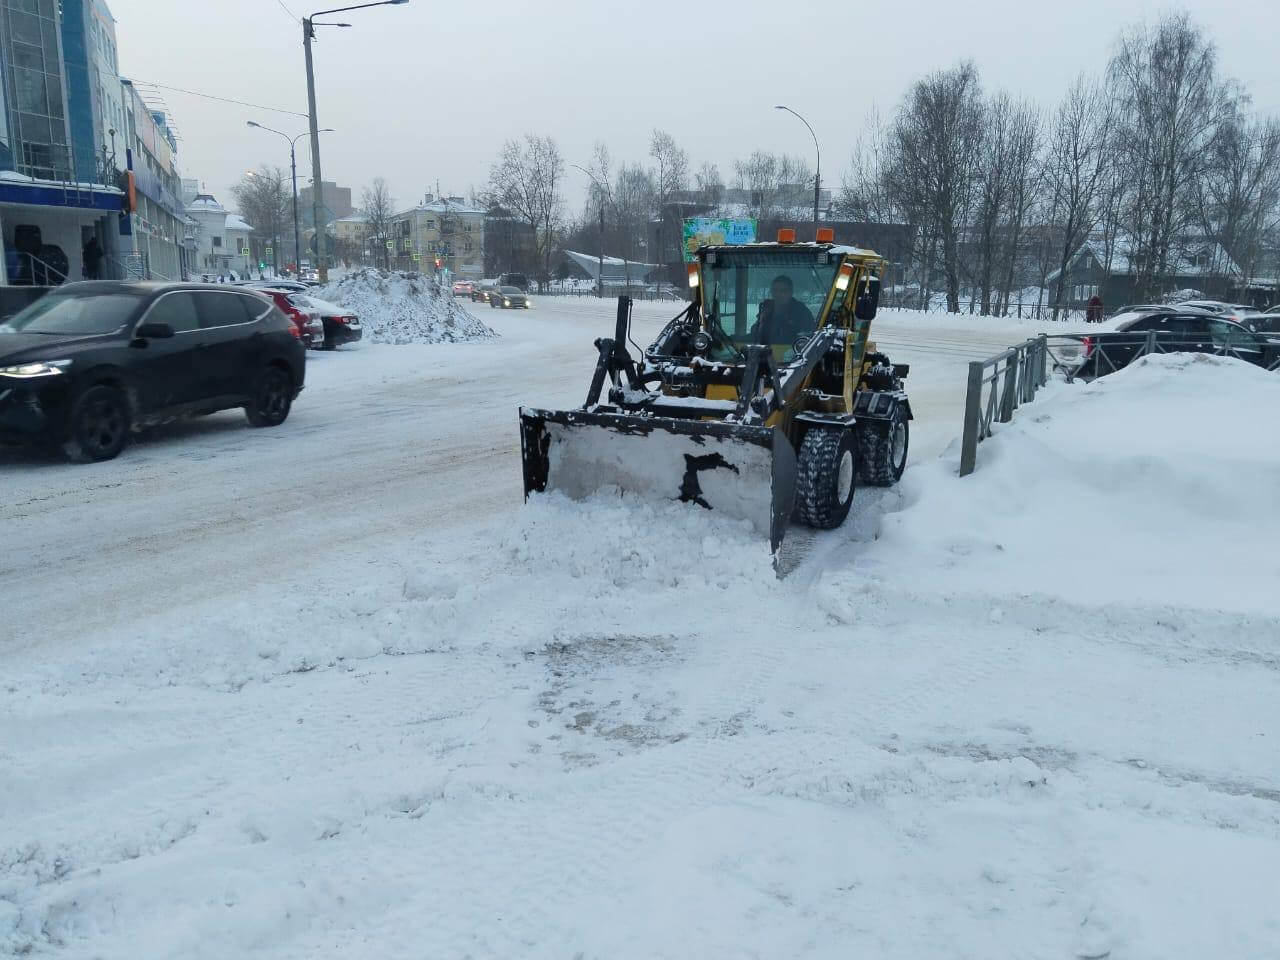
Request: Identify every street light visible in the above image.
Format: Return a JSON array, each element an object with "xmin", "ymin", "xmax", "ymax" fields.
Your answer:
[
  {"xmin": 302, "ymin": 0, "xmax": 409, "ymax": 282},
  {"xmin": 774, "ymin": 104, "xmax": 820, "ymax": 234},
  {"xmin": 247, "ymin": 121, "xmax": 333, "ymax": 277}
]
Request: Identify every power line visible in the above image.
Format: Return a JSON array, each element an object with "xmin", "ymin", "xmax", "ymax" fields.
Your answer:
[
  {"xmin": 126, "ymin": 80, "xmax": 308, "ymax": 119},
  {"xmin": 275, "ymin": 0, "xmax": 300, "ymax": 24}
]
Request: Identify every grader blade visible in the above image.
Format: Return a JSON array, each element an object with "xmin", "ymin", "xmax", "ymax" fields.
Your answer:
[{"xmin": 519, "ymin": 407, "xmax": 797, "ymax": 553}]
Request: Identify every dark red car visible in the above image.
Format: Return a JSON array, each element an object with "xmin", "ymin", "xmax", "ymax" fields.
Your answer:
[{"xmin": 259, "ymin": 288, "xmax": 324, "ymax": 350}]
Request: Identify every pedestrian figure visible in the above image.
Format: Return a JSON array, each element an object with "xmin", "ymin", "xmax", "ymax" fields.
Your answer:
[
  {"xmin": 1086, "ymin": 294, "xmax": 1103, "ymax": 324},
  {"xmin": 82, "ymin": 237, "xmax": 103, "ymax": 280}
]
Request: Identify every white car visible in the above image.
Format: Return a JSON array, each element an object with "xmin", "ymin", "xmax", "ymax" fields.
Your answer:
[{"xmin": 289, "ymin": 294, "xmax": 363, "ymax": 349}]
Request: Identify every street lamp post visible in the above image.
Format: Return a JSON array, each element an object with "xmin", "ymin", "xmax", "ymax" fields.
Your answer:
[
  {"xmin": 775, "ymin": 104, "xmax": 820, "ymax": 234},
  {"xmin": 247, "ymin": 121, "xmax": 333, "ymax": 277},
  {"xmin": 303, "ymin": 0, "xmax": 408, "ymax": 282}
]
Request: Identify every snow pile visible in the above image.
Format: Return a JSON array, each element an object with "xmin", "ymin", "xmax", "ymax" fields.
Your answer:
[
  {"xmin": 860, "ymin": 352, "xmax": 1280, "ymax": 612},
  {"xmin": 311, "ymin": 268, "xmax": 494, "ymax": 344}
]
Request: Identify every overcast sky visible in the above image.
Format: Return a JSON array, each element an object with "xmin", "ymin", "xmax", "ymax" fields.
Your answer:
[{"xmin": 113, "ymin": 0, "xmax": 1280, "ymax": 217}]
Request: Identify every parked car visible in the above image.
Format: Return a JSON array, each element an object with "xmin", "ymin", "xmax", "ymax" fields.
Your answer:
[
  {"xmin": 452, "ymin": 281, "xmax": 474, "ymax": 297},
  {"xmin": 0, "ymin": 281, "xmax": 305, "ymax": 462},
  {"xmin": 1058, "ymin": 309, "xmax": 1280, "ymax": 378},
  {"xmin": 289, "ymin": 294, "xmax": 363, "ymax": 349},
  {"xmin": 471, "ymin": 283, "xmax": 495, "ymax": 304},
  {"xmin": 489, "ymin": 285, "xmax": 530, "ymax": 309},
  {"xmin": 1114, "ymin": 303, "xmax": 1215, "ymax": 316},
  {"xmin": 258, "ymin": 288, "xmax": 324, "ymax": 349},
  {"xmin": 1176, "ymin": 300, "xmax": 1262, "ymax": 326},
  {"xmin": 238, "ymin": 278, "xmax": 309, "ymax": 293}
]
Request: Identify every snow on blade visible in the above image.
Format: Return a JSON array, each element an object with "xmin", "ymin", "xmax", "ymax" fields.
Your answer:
[
  {"xmin": 311, "ymin": 267, "xmax": 495, "ymax": 344},
  {"xmin": 541, "ymin": 418, "xmax": 779, "ymax": 540}
]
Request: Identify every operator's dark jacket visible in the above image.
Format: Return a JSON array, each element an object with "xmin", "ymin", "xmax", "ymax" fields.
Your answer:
[{"xmin": 750, "ymin": 299, "xmax": 815, "ymax": 346}]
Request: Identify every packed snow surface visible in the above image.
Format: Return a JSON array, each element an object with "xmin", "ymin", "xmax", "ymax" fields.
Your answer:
[
  {"xmin": 2, "ymin": 307, "xmax": 1278, "ymax": 958},
  {"xmin": 311, "ymin": 267, "xmax": 494, "ymax": 344}
]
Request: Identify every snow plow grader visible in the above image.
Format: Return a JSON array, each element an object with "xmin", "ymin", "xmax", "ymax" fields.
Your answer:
[{"xmin": 519, "ymin": 229, "xmax": 911, "ymax": 552}]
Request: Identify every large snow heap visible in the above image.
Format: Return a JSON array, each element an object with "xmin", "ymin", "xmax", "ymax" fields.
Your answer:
[{"xmin": 312, "ymin": 268, "xmax": 495, "ymax": 345}]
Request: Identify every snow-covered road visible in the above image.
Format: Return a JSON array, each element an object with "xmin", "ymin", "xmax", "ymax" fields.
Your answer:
[
  {"xmin": 0, "ymin": 298, "xmax": 1010, "ymax": 654},
  {"xmin": 5, "ymin": 301, "xmax": 1277, "ymax": 959}
]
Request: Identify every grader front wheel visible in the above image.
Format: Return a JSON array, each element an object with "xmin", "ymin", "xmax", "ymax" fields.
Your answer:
[{"xmin": 795, "ymin": 427, "xmax": 858, "ymax": 529}]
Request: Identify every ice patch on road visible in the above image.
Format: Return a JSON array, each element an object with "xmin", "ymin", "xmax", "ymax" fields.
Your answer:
[{"xmin": 311, "ymin": 267, "xmax": 495, "ymax": 344}]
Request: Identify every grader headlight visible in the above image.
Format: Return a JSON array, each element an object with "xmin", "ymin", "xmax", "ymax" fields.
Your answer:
[{"xmin": 835, "ymin": 262, "xmax": 856, "ymax": 292}]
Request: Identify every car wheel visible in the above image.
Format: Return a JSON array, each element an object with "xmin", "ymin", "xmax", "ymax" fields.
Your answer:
[
  {"xmin": 62, "ymin": 384, "xmax": 131, "ymax": 463},
  {"xmin": 244, "ymin": 365, "xmax": 293, "ymax": 427}
]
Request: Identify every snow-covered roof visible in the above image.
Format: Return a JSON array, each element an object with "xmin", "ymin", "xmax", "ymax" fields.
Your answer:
[
  {"xmin": 397, "ymin": 200, "xmax": 486, "ymax": 217},
  {"xmin": 334, "ymin": 213, "xmax": 369, "ymax": 223},
  {"xmin": 1046, "ymin": 236, "xmax": 1241, "ymax": 283},
  {"xmin": 564, "ymin": 250, "xmax": 658, "ymax": 282},
  {"xmin": 186, "ymin": 193, "xmax": 226, "ymax": 214},
  {"xmin": 225, "ymin": 214, "xmax": 253, "ymax": 233}
]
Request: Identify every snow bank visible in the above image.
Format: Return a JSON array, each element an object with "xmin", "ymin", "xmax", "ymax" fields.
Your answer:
[
  {"xmin": 311, "ymin": 268, "xmax": 494, "ymax": 344},
  {"xmin": 860, "ymin": 351, "xmax": 1280, "ymax": 613}
]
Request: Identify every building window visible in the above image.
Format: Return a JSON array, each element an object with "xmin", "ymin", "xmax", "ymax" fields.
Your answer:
[{"xmin": 212, "ymin": 236, "xmax": 222, "ymax": 248}]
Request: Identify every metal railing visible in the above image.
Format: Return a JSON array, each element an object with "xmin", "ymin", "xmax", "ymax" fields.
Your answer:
[
  {"xmin": 959, "ymin": 335, "xmax": 1050, "ymax": 476},
  {"xmin": 879, "ymin": 293, "xmax": 1089, "ymax": 322},
  {"xmin": 8, "ymin": 250, "xmax": 70, "ymax": 286},
  {"xmin": 960, "ymin": 330, "xmax": 1280, "ymax": 476},
  {"xmin": 1042, "ymin": 330, "xmax": 1280, "ymax": 381},
  {"xmin": 538, "ymin": 285, "xmax": 687, "ymax": 301}
]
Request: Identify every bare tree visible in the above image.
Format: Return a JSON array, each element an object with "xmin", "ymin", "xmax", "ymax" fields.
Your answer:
[
  {"xmin": 1045, "ymin": 75, "xmax": 1114, "ymax": 317},
  {"xmin": 1107, "ymin": 13, "xmax": 1235, "ymax": 299},
  {"xmin": 360, "ymin": 177, "xmax": 395, "ymax": 270},
  {"xmin": 231, "ymin": 165, "xmax": 289, "ymax": 275},
  {"xmin": 489, "ymin": 134, "xmax": 565, "ymax": 290},
  {"xmin": 650, "ymin": 129, "xmax": 690, "ymax": 265},
  {"xmin": 732, "ymin": 151, "xmax": 813, "ymax": 226},
  {"xmin": 1195, "ymin": 113, "xmax": 1280, "ymax": 290},
  {"xmin": 694, "ymin": 162, "xmax": 724, "ymax": 209},
  {"xmin": 884, "ymin": 62, "xmax": 984, "ymax": 312},
  {"xmin": 996, "ymin": 102, "xmax": 1043, "ymax": 315}
]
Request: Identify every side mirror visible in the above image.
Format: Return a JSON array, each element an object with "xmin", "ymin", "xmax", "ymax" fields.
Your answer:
[
  {"xmin": 854, "ymin": 276, "xmax": 882, "ymax": 321},
  {"xmin": 136, "ymin": 321, "xmax": 175, "ymax": 340}
]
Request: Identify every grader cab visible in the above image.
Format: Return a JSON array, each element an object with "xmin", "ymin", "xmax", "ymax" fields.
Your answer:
[{"xmin": 519, "ymin": 229, "xmax": 911, "ymax": 552}]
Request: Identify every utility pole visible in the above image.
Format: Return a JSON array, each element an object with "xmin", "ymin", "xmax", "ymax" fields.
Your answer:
[
  {"xmin": 598, "ymin": 203, "xmax": 604, "ymax": 298},
  {"xmin": 289, "ymin": 141, "xmax": 301, "ymax": 275},
  {"xmin": 302, "ymin": 17, "xmax": 326, "ymax": 281}
]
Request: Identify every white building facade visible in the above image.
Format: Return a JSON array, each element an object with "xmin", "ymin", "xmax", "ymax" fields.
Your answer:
[{"xmin": 185, "ymin": 193, "xmax": 252, "ymax": 277}]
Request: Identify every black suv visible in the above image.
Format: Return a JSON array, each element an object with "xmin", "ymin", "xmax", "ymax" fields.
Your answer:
[
  {"xmin": 0, "ymin": 281, "xmax": 305, "ymax": 462},
  {"xmin": 1072, "ymin": 310, "xmax": 1280, "ymax": 377}
]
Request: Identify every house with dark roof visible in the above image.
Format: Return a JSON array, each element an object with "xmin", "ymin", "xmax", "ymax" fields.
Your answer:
[{"xmin": 1046, "ymin": 236, "xmax": 1241, "ymax": 308}]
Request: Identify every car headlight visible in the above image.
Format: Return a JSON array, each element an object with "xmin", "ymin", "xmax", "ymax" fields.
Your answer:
[{"xmin": 0, "ymin": 359, "xmax": 71, "ymax": 378}]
